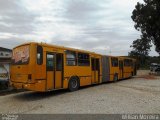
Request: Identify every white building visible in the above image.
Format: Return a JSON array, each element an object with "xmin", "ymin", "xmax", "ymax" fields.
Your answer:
[{"xmin": 0, "ymin": 47, "xmax": 12, "ymax": 81}]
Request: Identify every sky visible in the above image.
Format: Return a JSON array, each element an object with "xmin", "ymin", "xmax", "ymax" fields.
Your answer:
[{"xmin": 0, "ymin": 0, "xmax": 158, "ymax": 56}]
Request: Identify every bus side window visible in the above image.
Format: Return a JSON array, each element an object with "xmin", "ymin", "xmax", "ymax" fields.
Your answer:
[
  {"xmin": 46, "ymin": 54, "xmax": 54, "ymax": 71},
  {"xmin": 111, "ymin": 58, "xmax": 118, "ymax": 67},
  {"xmin": 56, "ymin": 54, "xmax": 63, "ymax": 71},
  {"xmin": 78, "ymin": 53, "xmax": 90, "ymax": 66},
  {"xmin": 37, "ymin": 45, "xmax": 43, "ymax": 65},
  {"xmin": 66, "ymin": 51, "xmax": 76, "ymax": 66},
  {"xmin": 124, "ymin": 59, "xmax": 132, "ymax": 67}
]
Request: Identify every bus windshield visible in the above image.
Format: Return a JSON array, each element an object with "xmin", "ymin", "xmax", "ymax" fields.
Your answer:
[{"xmin": 12, "ymin": 45, "xmax": 30, "ymax": 65}]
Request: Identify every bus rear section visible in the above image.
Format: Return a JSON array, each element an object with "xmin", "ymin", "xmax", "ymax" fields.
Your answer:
[
  {"xmin": 102, "ymin": 56, "xmax": 137, "ymax": 82},
  {"xmin": 11, "ymin": 43, "xmax": 46, "ymax": 92},
  {"xmin": 123, "ymin": 58, "xmax": 134, "ymax": 78}
]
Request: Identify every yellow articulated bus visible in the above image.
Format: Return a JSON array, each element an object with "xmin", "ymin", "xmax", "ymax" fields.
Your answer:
[
  {"xmin": 101, "ymin": 56, "xmax": 136, "ymax": 82},
  {"xmin": 10, "ymin": 42, "xmax": 137, "ymax": 92}
]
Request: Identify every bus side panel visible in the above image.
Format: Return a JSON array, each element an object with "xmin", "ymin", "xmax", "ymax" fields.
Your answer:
[
  {"xmin": 34, "ymin": 45, "xmax": 47, "ymax": 91},
  {"xmin": 118, "ymin": 59, "xmax": 124, "ymax": 79},
  {"xmin": 63, "ymin": 79, "xmax": 68, "ymax": 89},
  {"xmin": 46, "ymin": 72, "xmax": 54, "ymax": 90},
  {"xmin": 64, "ymin": 66, "xmax": 91, "ymax": 87},
  {"xmin": 55, "ymin": 71, "xmax": 62, "ymax": 88},
  {"xmin": 102, "ymin": 56, "xmax": 110, "ymax": 82},
  {"xmin": 109, "ymin": 58, "xmax": 119, "ymax": 81},
  {"xmin": 80, "ymin": 76, "xmax": 91, "ymax": 86},
  {"xmin": 123, "ymin": 67, "xmax": 132, "ymax": 78}
]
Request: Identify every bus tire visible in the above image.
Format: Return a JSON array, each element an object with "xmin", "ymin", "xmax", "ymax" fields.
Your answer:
[
  {"xmin": 114, "ymin": 74, "xmax": 118, "ymax": 82},
  {"xmin": 68, "ymin": 76, "xmax": 80, "ymax": 92}
]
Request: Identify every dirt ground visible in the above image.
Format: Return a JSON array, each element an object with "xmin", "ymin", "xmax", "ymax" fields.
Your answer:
[{"xmin": 0, "ymin": 70, "xmax": 160, "ymax": 114}]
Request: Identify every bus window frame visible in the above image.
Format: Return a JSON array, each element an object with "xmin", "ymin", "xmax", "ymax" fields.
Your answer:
[
  {"xmin": 37, "ymin": 45, "xmax": 43, "ymax": 65},
  {"xmin": 124, "ymin": 59, "xmax": 132, "ymax": 67},
  {"xmin": 78, "ymin": 52, "xmax": 90, "ymax": 66},
  {"xmin": 56, "ymin": 53, "xmax": 63, "ymax": 71},
  {"xmin": 65, "ymin": 50, "xmax": 77, "ymax": 66},
  {"xmin": 111, "ymin": 57, "xmax": 118, "ymax": 67},
  {"xmin": 46, "ymin": 53, "xmax": 55, "ymax": 71}
]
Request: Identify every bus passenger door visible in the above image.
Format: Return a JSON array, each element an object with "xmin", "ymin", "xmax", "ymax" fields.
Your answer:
[
  {"xmin": 91, "ymin": 58, "xmax": 100, "ymax": 84},
  {"xmin": 119, "ymin": 60, "xmax": 124, "ymax": 79},
  {"xmin": 55, "ymin": 53, "xmax": 63, "ymax": 89},
  {"xmin": 46, "ymin": 53, "xmax": 63, "ymax": 90},
  {"xmin": 46, "ymin": 53, "xmax": 55, "ymax": 90}
]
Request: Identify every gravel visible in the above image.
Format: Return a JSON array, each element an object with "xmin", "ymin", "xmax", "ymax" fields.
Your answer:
[{"xmin": 0, "ymin": 70, "xmax": 160, "ymax": 114}]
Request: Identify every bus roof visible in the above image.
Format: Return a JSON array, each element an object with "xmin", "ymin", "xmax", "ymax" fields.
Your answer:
[
  {"xmin": 102, "ymin": 55, "xmax": 136, "ymax": 60},
  {"xmin": 14, "ymin": 42, "xmax": 102, "ymax": 56},
  {"xmin": 13, "ymin": 42, "xmax": 137, "ymax": 60}
]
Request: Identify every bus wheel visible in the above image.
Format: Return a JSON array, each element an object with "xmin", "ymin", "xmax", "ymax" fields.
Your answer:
[
  {"xmin": 68, "ymin": 76, "xmax": 80, "ymax": 92},
  {"xmin": 114, "ymin": 74, "xmax": 118, "ymax": 82}
]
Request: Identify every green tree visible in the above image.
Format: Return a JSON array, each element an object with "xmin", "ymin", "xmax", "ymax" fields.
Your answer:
[
  {"xmin": 131, "ymin": 0, "xmax": 160, "ymax": 54},
  {"xmin": 130, "ymin": 36, "xmax": 151, "ymax": 56},
  {"xmin": 129, "ymin": 36, "xmax": 152, "ymax": 68}
]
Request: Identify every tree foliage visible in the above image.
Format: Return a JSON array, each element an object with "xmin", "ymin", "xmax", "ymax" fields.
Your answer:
[
  {"xmin": 130, "ymin": 36, "xmax": 152, "ymax": 56},
  {"xmin": 131, "ymin": 0, "xmax": 160, "ymax": 54},
  {"xmin": 129, "ymin": 36, "xmax": 152, "ymax": 68}
]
